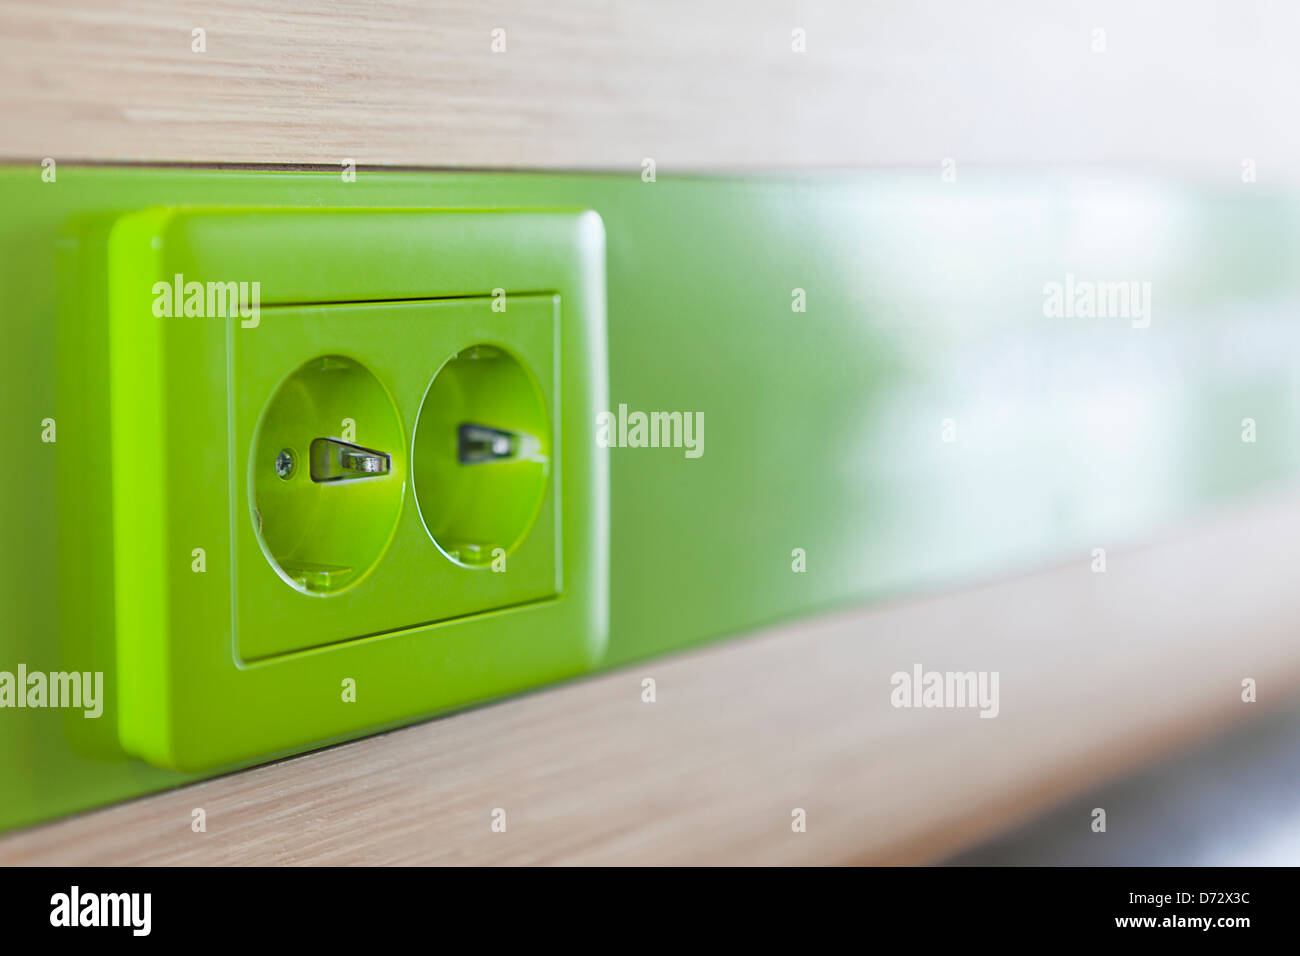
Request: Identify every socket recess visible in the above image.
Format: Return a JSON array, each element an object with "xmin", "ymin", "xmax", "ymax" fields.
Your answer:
[
  {"xmin": 413, "ymin": 343, "xmax": 552, "ymax": 568},
  {"xmin": 106, "ymin": 208, "xmax": 608, "ymax": 771},
  {"xmin": 251, "ymin": 353, "xmax": 405, "ymax": 596}
]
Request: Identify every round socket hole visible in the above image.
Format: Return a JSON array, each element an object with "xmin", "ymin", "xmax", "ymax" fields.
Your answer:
[
  {"xmin": 251, "ymin": 355, "xmax": 404, "ymax": 594},
  {"xmin": 412, "ymin": 344, "xmax": 550, "ymax": 568}
]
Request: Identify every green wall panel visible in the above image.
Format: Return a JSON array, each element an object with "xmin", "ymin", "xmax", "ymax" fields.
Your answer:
[{"xmin": 2, "ymin": 167, "xmax": 1299, "ymax": 828}]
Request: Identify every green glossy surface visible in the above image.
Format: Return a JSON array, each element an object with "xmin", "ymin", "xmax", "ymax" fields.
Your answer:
[{"xmin": 3, "ymin": 166, "xmax": 1300, "ymax": 828}]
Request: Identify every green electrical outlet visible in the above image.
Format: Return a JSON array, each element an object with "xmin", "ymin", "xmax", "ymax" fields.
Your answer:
[
  {"xmin": 233, "ymin": 299, "xmax": 560, "ymax": 660},
  {"xmin": 105, "ymin": 207, "xmax": 608, "ymax": 771}
]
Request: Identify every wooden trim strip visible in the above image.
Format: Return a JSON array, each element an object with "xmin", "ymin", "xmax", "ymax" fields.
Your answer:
[
  {"xmin": 3, "ymin": 1, "xmax": 1299, "ymax": 174},
  {"xmin": 4, "ymin": 492, "xmax": 1299, "ymax": 865}
]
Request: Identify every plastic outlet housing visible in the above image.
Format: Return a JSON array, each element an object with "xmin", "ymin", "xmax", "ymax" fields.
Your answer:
[{"xmin": 105, "ymin": 208, "xmax": 608, "ymax": 771}]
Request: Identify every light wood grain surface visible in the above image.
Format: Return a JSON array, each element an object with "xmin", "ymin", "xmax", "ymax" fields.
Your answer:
[
  {"xmin": 2, "ymin": 1, "xmax": 1299, "ymax": 176},
  {"xmin": 4, "ymin": 491, "xmax": 1299, "ymax": 865}
]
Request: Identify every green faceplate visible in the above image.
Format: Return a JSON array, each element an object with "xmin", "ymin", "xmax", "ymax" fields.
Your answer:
[
  {"xmin": 104, "ymin": 208, "xmax": 603, "ymax": 771},
  {"xmin": 3, "ymin": 166, "xmax": 1300, "ymax": 828}
]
